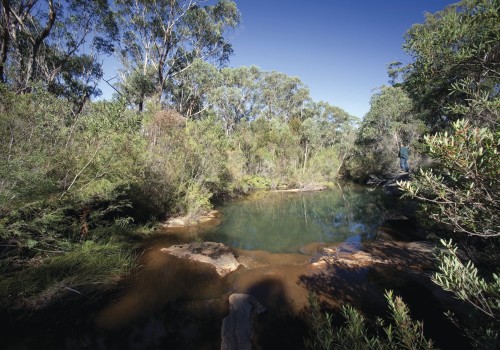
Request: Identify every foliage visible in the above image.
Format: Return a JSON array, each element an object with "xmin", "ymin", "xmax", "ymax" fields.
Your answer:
[
  {"xmin": 432, "ymin": 239, "xmax": 499, "ymax": 348},
  {"xmin": 0, "ymin": 239, "xmax": 135, "ymax": 308},
  {"xmin": 0, "ymin": 0, "xmax": 117, "ymax": 108},
  {"xmin": 115, "ymin": 0, "xmax": 240, "ymax": 110},
  {"xmin": 398, "ymin": 119, "xmax": 499, "ymax": 238},
  {"xmin": 346, "ymin": 86, "xmax": 425, "ymax": 181},
  {"xmin": 304, "ymin": 291, "xmax": 435, "ymax": 350},
  {"xmin": 396, "ymin": 0, "xmax": 500, "ymax": 128},
  {"xmin": 433, "ymin": 240, "xmax": 500, "ymax": 318},
  {"xmin": 0, "ymin": 87, "xmax": 146, "ymax": 309}
]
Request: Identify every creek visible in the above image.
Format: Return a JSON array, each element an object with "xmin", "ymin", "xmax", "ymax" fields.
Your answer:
[{"xmin": 5, "ymin": 184, "xmax": 471, "ymax": 349}]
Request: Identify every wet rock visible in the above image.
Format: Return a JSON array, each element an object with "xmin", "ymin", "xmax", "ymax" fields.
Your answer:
[
  {"xmin": 310, "ymin": 249, "xmax": 389, "ymax": 269},
  {"xmin": 378, "ymin": 219, "xmax": 417, "ymax": 241},
  {"xmin": 298, "ymin": 242, "xmax": 326, "ymax": 255},
  {"xmin": 160, "ymin": 242, "xmax": 240, "ymax": 277},
  {"xmin": 221, "ymin": 293, "xmax": 266, "ymax": 350},
  {"xmin": 366, "ymin": 172, "xmax": 410, "ymax": 196},
  {"xmin": 309, "ymin": 241, "xmax": 437, "ymax": 271}
]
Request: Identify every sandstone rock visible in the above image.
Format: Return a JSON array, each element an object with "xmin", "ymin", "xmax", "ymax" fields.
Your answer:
[
  {"xmin": 221, "ymin": 293, "xmax": 265, "ymax": 350},
  {"xmin": 310, "ymin": 249, "xmax": 389, "ymax": 269},
  {"xmin": 160, "ymin": 242, "xmax": 240, "ymax": 277},
  {"xmin": 163, "ymin": 210, "xmax": 221, "ymax": 228}
]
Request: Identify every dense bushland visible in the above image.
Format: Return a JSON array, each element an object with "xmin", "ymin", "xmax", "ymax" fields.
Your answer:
[
  {"xmin": 311, "ymin": 1, "xmax": 499, "ymax": 348},
  {"xmin": 0, "ymin": 1, "xmax": 498, "ymax": 349}
]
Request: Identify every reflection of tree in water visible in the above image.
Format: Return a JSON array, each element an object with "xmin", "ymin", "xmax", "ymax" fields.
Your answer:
[{"xmin": 205, "ymin": 184, "xmax": 388, "ymax": 252}]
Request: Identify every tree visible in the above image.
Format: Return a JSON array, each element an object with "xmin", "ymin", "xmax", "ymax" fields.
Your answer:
[
  {"xmin": 346, "ymin": 86, "xmax": 424, "ymax": 180},
  {"xmin": 260, "ymin": 70, "xmax": 311, "ymax": 121},
  {"xmin": 208, "ymin": 65, "xmax": 262, "ymax": 135},
  {"xmin": 0, "ymin": 0, "xmax": 118, "ymax": 110},
  {"xmin": 170, "ymin": 58, "xmax": 221, "ymax": 117},
  {"xmin": 293, "ymin": 101, "xmax": 356, "ymax": 177},
  {"xmin": 114, "ymin": 0, "xmax": 240, "ymax": 110},
  {"xmin": 397, "ymin": 0, "xmax": 499, "ymax": 129}
]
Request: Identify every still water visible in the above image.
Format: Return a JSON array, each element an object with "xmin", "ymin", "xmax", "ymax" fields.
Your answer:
[
  {"xmin": 5, "ymin": 184, "xmax": 469, "ymax": 350},
  {"xmin": 204, "ymin": 184, "xmax": 388, "ymax": 252}
]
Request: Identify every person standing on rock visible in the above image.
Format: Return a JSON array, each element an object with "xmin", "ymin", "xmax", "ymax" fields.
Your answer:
[{"xmin": 398, "ymin": 143, "xmax": 410, "ymax": 173}]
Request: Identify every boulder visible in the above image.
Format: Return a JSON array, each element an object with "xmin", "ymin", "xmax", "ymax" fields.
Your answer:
[
  {"xmin": 221, "ymin": 293, "xmax": 265, "ymax": 350},
  {"xmin": 160, "ymin": 242, "xmax": 240, "ymax": 277}
]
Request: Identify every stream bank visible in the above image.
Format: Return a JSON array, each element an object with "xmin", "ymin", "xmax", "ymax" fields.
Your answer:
[
  {"xmin": 86, "ymin": 222, "xmax": 469, "ymax": 349},
  {"xmin": 3, "ymin": 187, "xmax": 473, "ymax": 349}
]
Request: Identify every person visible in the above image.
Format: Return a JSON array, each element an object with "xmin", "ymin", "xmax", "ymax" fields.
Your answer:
[{"xmin": 398, "ymin": 143, "xmax": 410, "ymax": 172}]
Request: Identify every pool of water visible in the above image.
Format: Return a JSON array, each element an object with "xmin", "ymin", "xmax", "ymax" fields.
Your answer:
[{"xmin": 204, "ymin": 184, "xmax": 388, "ymax": 253}]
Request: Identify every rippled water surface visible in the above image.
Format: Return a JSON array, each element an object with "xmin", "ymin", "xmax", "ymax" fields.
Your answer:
[{"xmin": 204, "ymin": 184, "xmax": 388, "ymax": 252}]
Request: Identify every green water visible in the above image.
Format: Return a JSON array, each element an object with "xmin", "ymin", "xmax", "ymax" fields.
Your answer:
[{"xmin": 204, "ymin": 184, "xmax": 389, "ymax": 253}]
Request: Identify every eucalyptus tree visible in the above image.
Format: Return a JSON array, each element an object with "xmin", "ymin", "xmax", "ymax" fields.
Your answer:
[
  {"xmin": 298, "ymin": 102, "xmax": 357, "ymax": 176},
  {"xmin": 394, "ymin": 0, "xmax": 499, "ymax": 129},
  {"xmin": 114, "ymin": 0, "xmax": 240, "ymax": 111},
  {"xmin": 170, "ymin": 58, "xmax": 221, "ymax": 118},
  {"xmin": 0, "ymin": 0, "xmax": 117, "ymax": 110},
  {"xmin": 260, "ymin": 70, "xmax": 311, "ymax": 121},
  {"xmin": 347, "ymin": 86, "xmax": 424, "ymax": 179},
  {"xmin": 208, "ymin": 65, "xmax": 262, "ymax": 135}
]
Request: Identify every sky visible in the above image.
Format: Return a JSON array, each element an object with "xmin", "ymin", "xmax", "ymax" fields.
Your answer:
[
  {"xmin": 222, "ymin": 0, "xmax": 457, "ymax": 119},
  {"xmin": 100, "ymin": 0, "xmax": 458, "ymax": 119}
]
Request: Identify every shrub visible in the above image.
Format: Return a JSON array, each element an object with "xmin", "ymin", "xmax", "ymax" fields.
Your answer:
[{"xmin": 304, "ymin": 290, "xmax": 435, "ymax": 350}]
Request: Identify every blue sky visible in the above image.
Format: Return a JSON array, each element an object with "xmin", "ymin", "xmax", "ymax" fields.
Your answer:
[
  {"xmin": 100, "ymin": 0, "xmax": 458, "ymax": 119},
  {"xmin": 223, "ymin": 0, "xmax": 457, "ymax": 118}
]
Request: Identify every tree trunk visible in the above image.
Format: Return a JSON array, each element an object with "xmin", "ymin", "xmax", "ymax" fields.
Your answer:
[
  {"xmin": 25, "ymin": 0, "xmax": 56, "ymax": 85},
  {"xmin": 302, "ymin": 142, "xmax": 309, "ymax": 175},
  {"xmin": 0, "ymin": 0, "xmax": 11, "ymax": 83}
]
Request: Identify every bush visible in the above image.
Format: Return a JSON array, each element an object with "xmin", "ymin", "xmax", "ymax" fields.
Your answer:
[
  {"xmin": 304, "ymin": 290, "xmax": 435, "ymax": 350},
  {"xmin": 398, "ymin": 119, "xmax": 499, "ymax": 238}
]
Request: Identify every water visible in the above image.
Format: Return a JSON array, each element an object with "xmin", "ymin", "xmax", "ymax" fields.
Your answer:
[
  {"xmin": 204, "ymin": 184, "xmax": 388, "ymax": 252},
  {"xmin": 4, "ymin": 185, "xmax": 470, "ymax": 349}
]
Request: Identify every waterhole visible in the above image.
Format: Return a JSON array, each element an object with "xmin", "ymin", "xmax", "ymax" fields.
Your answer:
[{"xmin": 204, "ymin": 184, "xmax": 388, "ymax": 252}]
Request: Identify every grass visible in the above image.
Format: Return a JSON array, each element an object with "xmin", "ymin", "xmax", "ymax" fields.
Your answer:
[{"xmin": 0, "ymin": 239, "xmax": 136, "ymax": 309}]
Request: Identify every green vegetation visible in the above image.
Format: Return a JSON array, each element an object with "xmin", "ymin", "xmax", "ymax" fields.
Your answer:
[
  {"xmin": 0, "ymin": 0, "xmax": 355, "ymax": 311},
  {"xmin": 305, "ymin": 291, "xmax": 435, "ymax": 350},
  {"xmin": 0, "ymin": 0, "xmax": 498, "ymax": 348},
  {"xmin": 307, "ymin": 0, "xmax": 499, "ymax": 349}
]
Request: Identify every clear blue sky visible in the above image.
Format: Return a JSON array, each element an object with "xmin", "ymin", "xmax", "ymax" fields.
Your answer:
[
  {"xmin": 100, "ymin": 0, "xmax": 458, "ymax": 119},
  {"xmin": 224, "ymin": 0, "xmax": 457, "ymax": 118}
]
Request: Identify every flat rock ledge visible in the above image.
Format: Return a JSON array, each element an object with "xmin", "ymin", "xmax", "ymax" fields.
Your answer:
[
  {"xmin": 160, "ymin": 242, "xmax": 240, "ymax": 277},
  {"xmin": 270, "ymin": 183, "xmax": 327, "ymax": 193},
  {"xmin": 309, "ymin": 241, "xmax": 437, "ymax": 270},
  {"xmin": 221, "ymin": 293, "xmax": 266, "ymax": 350},
  {"xmin": 310, "ymin": 249, "xmax": 389, "ymax": 269},
  {"xmin": 163, "ymin": 210, "xmax": 221, "ymax": 228}
]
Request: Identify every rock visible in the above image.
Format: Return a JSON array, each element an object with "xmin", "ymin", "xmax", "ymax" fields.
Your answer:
[
  {"xmin": 298, "ymin": 242, "xmax": 326, "ymax": 255},
  {"xmin": 310, "ymin": 249, "xmax": 388, "ymax": 269},
  {"xmin": 221, "ymin": 294, "xmax": 265, "ymax": 350},
  {"xmin": 160, "ymin": 242, "xmax": 240, "ymax": 277},
  {"xmin": 270, "ymin": 184, "xmax": 326, "ymax": 193},
  {"xmin": 163, "ymin": 210, "xmax": 221, "ymax": 228}
]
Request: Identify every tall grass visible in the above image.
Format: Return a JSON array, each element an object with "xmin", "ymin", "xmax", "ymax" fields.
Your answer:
[{"xmin": 0, "ymin": 240, "xmax": 136, "ymax": 309}]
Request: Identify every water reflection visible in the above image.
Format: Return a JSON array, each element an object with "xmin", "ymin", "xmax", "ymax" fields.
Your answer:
[{"xmin": 204, "ymin": 184, "xmax": 388, "ymax": 253}]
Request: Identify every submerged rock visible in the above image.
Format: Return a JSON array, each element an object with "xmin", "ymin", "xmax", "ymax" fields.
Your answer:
[
  {"xmin": 221, "ymin": 293, "xmax": 265, "ymax": 350},
  {"xmin": 160, "ymin": 242, "xmax": 240, "ymax": 277}
]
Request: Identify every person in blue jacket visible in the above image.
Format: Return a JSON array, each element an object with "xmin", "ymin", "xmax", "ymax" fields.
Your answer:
[{"xmin": 398, "ymin": 143, "xmax": 410, "ymax": 172}]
